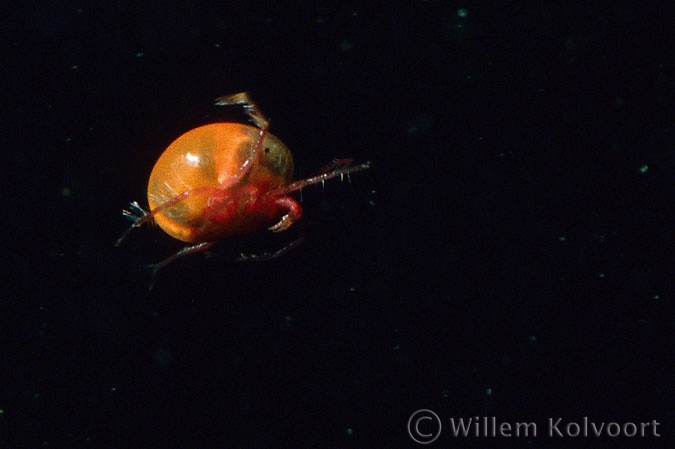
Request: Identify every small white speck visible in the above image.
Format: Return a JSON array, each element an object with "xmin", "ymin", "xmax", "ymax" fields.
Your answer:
[{"xmin": 185, "ymin": 152, "xmax": 200, "ymax": 165}]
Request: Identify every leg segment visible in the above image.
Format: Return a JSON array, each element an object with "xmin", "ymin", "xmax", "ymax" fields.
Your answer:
[
  {"xmin": 268, "ymin": 196, "xmax": 303, "ymax": 232},
  {"xmin": 274, "ymin": 160, "xmax": 372, "ymax": 196},
  {"xmin": 147, "ymin": 241, "xmax": 215, "ymax": 291},
  {"xmin": 214, "ymin": 92, "xmax": 269, "ymax": 130},
  {"xmin": 115, "ymin": 201, "xmax": 150, "ymax": 247},
  {"xmin": 236, "ymin": 237, "xmax": 304, "ymax": 262},
  {"xmin": 213, "ymin": 92, "xmax": 270, "ymax": 190}
]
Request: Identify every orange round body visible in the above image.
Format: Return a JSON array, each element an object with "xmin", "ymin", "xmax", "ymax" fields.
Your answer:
[{"xmin": 147, "ymin": 123, "xmax": 294, "ymax": 243}]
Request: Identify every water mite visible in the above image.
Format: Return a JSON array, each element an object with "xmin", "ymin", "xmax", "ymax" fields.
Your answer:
[{"xmin": 116, "ymin": 92, "xmax": 370, "ymax": 284}]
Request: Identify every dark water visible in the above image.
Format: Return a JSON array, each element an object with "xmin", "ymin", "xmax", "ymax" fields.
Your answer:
[{"xmin": 3, "ymin": 2, "xmax": 672, "ymax": 448}]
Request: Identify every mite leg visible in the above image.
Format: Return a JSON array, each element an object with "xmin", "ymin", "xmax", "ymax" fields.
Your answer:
[
  {"xmin": 115, "ymin": 201, "xmax": 150, "ymax": 246},
  {"xmin": 315, "ymin": 158, "xmax": 356, "ymax": 175},
  {"xmin": 236, "ymin": 237, "xmax": 304, "ymax": 262},
  {"xmin": 213, "ymin": 92, "xmax": 270, "ymax": 190},
  {"xmin": 241, "ymin": 207, "xmax": 307, "ymax": 260},
  {"xmin": 214, "ymin": 92, "xmax": 269, "ymax": 130},
  {"xmin": 147, "ymin": 241, "xmax": 215, "ymax": 291},
  {"xmin": 115, "ymin": 186, "xmax": 221, "ymax": 247},
  {"xmin": 274, "ymin": 160, "xmax": 372, "ymax": 196},
  {"xmin": 268, "ymin": 196, "xmax": 303, "ymax": 232}
]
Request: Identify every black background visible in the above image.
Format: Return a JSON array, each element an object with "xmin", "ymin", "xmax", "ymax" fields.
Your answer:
[{"xmin": 2, "ymin": 1, "xmax": 672, "ymax": 448}]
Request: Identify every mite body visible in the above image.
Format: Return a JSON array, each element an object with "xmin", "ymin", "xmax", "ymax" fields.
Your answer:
[{"xmin": 116, "ymin": 93, "xmax": 370, "ymax": 285}]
